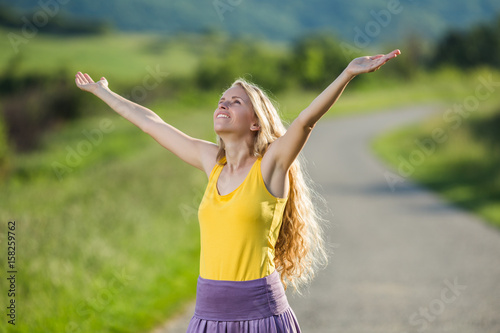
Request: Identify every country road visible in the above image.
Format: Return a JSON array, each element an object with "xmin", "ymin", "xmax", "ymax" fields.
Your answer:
[{"xmin": 152, "ymin": 105, "xmax": 500, "ymax": 333}]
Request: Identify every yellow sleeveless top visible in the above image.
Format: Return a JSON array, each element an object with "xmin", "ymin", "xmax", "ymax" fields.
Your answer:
[{"xmin": 198, "ymin": 156, "xmax": 288, "ymax": 281}]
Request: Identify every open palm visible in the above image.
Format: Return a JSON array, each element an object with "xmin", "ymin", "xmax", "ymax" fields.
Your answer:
[
  {"xmin": 346, "ymin": 49, "xmax": 401, "ymax": 76},
  {"xmin": 75, "ymin": 72, "xmax": 108, "ymax": 94}
]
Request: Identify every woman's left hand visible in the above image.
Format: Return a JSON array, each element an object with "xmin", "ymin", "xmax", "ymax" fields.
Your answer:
[{"xmin": 345, "ymin": 49, "xmax": 401, "ymax": 77}]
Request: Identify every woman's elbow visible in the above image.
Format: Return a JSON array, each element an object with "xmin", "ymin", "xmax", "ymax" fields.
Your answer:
[{"xmin": 296, "ymin": 114, "xmax": 316, "ymax": 132}]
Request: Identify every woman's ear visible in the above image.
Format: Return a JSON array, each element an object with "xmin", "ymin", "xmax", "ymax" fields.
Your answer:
[{"xmin": 250, "ymin": 122, "xmax": 260, "ymax": 132}]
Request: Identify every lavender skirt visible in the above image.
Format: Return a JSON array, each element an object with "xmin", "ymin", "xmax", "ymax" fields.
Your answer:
[{"xmin": 186, "ymin": 270, "xmax": 301, "ymax": 333}]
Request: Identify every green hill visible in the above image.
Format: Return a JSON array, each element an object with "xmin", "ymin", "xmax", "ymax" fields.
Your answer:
[{"xmin": 2, "ymin": 0, "xmax": 500, "ymax": 42}]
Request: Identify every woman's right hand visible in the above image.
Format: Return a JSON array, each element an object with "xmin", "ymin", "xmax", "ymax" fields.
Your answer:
[{"xmin": 75, "ymin": 72, "xmax": 108, "ymax": 94}]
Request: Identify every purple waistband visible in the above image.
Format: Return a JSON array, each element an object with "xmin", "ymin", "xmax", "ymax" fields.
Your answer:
[{"xmin": 194, "ymin": 270, "xmax": 290, "ymax": 321}]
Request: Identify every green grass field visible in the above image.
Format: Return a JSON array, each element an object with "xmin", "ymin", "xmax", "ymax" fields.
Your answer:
[
  {"xmin": 1, "ymin": 28, "xmax": 500, "ymax": 332},
  {"xmin": 0, "ymin": 28, "xmax": 207, "ymax": 82},
  {"xmin": 1, "ymin": 106, "xmax": 214, "ymax": 332}
]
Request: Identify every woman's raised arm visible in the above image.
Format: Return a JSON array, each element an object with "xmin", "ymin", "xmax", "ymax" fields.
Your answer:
[
  {"xmin": 75, "ymin": 72, "xmax": 218, "ymax": 174},
  {"xmin": 265, "ymin": 49, "xmax": 401, "ymax": 172}
]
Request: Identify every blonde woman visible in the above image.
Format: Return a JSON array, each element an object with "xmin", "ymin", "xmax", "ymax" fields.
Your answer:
[{"xmin": 75, "ymin": 49, "xmax": 400, "ymax": 332}]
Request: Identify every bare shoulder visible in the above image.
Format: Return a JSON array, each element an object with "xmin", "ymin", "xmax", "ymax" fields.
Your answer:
[{"xmin": 197, "ymin": 140, "xmax": 219, "ymax": 177}]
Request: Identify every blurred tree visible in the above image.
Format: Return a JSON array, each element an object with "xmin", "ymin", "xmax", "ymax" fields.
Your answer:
[
  {"xmin": 0, "ymin": 4, "xmax": 110, "ymax": 35},
  {"xmin": 291, "ymin": 33, "xmax": 349, "ymax": 89},
  {"xmin": 389, "ymin": 33, "xmax": 429, "ymax": 79},
  {"xmin": 466, "ymin": 22, "xmax": 500, "ymax": 67},
  {"xmin": 432, "ymin": 14, "xmax": 500, "ymax": 68},
  {"xmin": 0, "ymin": 4, "xmax": 19, "ymax": 28},
  {"xmin": 195, "ymin": 38, "xmax": 291, "ymax": 92},
  {"xmin": 433, "ymin": 31, "xmax": 468, "ymax": 67},
  {"xmin": 0, "ymin": 64, "xmax": 85, "ymax": 151}
]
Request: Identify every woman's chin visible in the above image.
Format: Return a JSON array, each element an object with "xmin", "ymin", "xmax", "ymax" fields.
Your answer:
[{"xmin": 214, "ymin": 124, "xmax": 231, "ymax": 135}]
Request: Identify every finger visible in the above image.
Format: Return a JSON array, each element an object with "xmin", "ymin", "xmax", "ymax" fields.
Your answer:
[
  {"xmin": 377, "ymin": 50, "xmax": 400, "ymax": 66},
  {"xmin": 75, "ymin": 73, "xmax": 84, "ymax": 85},
  {"xmin": 83, "ymin": 73, "xmax": 95, "ymax": 83},
  {"xmin": 84, "ymin": 73, "xmax": 94, "ymax": 83},
  {"xmin": 385, "ymin": 49, "xmax": 401, "ymax": 60},
  {"xmin": 76, "ymin": 72, "xmax": 88, "ymax": 84},
  {"xmin": 369, "ymin": 49, "xmax": 399, "ymax": 62},
  {"xmin": 370, "ymin": 54, "xmax": 385, "ymax": 60},
  {"xmin": 77, "ymin": 76, "xmax": 88, "ymax": 86},
  {"xmin": 373, "ymin": 56, "xmax": 389, "ymax": 67}
]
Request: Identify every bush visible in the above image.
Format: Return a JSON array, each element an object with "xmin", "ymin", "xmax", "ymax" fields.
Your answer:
[
  {"xmin": 195, "ymin": 39, "xmax": 292, "ymax": 92},
  {"xmin": 0, "ymin": 68, "xmax": 86, "ymax": 151}
]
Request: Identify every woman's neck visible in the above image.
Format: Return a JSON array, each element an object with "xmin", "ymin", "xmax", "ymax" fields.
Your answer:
[{"xmin": 222, "ymin": 139, "xmax": 256, "ymax": 170}]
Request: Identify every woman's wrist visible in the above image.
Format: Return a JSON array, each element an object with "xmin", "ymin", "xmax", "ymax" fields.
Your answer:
[
  {"xmin": 93, "ymin": 85, "xmax": 111, "ymax": 98},
  {"xmin": 341, "ymin": 67, "xmax": 357, "ymax": 82}
]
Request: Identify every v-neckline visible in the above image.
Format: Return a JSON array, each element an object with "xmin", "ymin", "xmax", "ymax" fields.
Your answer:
[{"xmin": 216, "ymin": 158, "xmax": 259, "ymax": 197}]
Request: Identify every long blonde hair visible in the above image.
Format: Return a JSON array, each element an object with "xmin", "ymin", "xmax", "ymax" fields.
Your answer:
[{"xmin": 216, "ymin": 78, "xmax": 328, "ymax": 292}]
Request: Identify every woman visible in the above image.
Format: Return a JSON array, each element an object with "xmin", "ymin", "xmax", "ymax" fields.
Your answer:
[{"xmin": 75, "ymin": 49, "xmax": 400, "ymax": 332}]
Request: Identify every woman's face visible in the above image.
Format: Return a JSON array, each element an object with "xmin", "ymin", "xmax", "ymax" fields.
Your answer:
[{"xmin": 214, "ymin": 86, "xmax": 259, "ymax": 135}]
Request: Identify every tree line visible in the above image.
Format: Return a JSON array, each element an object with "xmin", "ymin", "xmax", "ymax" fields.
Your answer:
[
  {"xmin": 431, "ymin": 14, "xmax": 500, "ymax": 69},
  {"xmin": 0, "ymin": 4, "xmax": 110, "ymax": 35}
]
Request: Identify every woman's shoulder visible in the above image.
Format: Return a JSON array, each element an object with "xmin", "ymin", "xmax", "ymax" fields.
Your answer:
[{"xmin": 200, "ymin": 144, "xmax": 221, "ymax": 178}]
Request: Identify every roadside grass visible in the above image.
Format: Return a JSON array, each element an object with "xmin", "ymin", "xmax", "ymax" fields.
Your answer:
[
  {"xmin": 372, "ymin": 91, "xmax": 500, "ymax": 229},
  {"xmin": 0, "ymin": 103, "xmax": 215, "ymax": 332}
]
